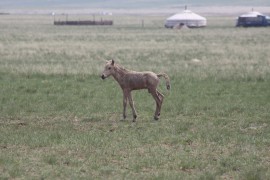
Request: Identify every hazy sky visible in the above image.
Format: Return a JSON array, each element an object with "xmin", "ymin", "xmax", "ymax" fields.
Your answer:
[{"xmin": 1, "ymin": 0, "xmax": 270, "ymax": 9}]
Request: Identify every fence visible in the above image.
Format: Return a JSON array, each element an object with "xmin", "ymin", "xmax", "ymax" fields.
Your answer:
[{"xmin": 54, "ymin": 20, "xmax": 113, "ymax": 26}]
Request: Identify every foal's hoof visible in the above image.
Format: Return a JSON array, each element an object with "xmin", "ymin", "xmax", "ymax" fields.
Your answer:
[
  {"xmin": 132, "ymin": 115, "xmax": 137, "ymax": 122},
  {"xmin": 154, "ymin": 113, "xmax": 160, "ymax": 120}
]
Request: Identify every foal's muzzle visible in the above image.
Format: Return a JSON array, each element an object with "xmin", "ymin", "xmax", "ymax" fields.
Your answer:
[{"xmin": 101, "ymin": 74, "xmax": 106, "ymax": 80}]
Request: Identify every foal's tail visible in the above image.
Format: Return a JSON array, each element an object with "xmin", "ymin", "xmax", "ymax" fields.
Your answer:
[{"xmin": 157, "ymin": 73, "xmax": 171, "ymax": 90}]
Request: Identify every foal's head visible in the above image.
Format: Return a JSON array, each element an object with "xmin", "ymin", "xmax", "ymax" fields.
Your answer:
[{"xmin": 101, "ymin": 59, "xmax": 115, "ymax": 79}]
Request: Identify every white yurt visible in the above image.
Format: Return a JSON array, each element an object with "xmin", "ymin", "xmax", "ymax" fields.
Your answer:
[{"xmin": 165, "ymin": 9, "xmax": 207, "ymax": 28}]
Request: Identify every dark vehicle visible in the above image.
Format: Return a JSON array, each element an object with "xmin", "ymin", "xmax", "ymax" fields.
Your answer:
[{"xmin": 236, "ymin": 11, "xmax": 270, "ymax": 27}]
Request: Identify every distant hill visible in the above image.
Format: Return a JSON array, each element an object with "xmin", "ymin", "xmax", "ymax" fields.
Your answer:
[{"xmin": 1, "ymin": 0, "xmax": 270, "ymax": 9}]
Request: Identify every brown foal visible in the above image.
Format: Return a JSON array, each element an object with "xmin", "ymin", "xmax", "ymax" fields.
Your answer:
[{"xmin": 101, "ymin": 59, "xmax": 170, "ymax": 122}]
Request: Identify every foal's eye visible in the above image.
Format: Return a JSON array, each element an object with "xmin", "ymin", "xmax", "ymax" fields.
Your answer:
[{"xmin": 108, "ymin": 67, "xmax": 111, "ymax": 70}]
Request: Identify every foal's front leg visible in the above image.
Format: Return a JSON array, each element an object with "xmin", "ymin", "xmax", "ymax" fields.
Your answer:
[{"xmin": 127, "ymin": 91, "xmax": 137, "ymax": 122}]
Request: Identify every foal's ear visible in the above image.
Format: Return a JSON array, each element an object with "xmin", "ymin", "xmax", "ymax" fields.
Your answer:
[{"xmin": 111, "ymin": 59, "xmax": 115, "ymax": 66}]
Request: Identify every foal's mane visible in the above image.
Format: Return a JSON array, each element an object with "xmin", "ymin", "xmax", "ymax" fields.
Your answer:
[{"xmin": 114, "ymin": 63, "xmax": 131, "ymax": 74}]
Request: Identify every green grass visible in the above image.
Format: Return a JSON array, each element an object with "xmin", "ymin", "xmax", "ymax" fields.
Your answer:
[{"xmin": 0, "ymin": 15, "xmax": 270, "ymax": 179}]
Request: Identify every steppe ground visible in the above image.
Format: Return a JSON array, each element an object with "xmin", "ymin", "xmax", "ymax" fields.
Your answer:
[{"xmin": 0, "ymin": 12, "xmax": 270, "ymax": 179}]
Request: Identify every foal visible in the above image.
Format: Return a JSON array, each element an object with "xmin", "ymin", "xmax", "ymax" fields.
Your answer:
[{"xmin": 101, "ymin": 59, "xmax": 170, "ymax": 122}]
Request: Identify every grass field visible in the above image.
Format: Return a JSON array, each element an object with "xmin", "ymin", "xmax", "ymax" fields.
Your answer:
[{"xmin": 0, "ymin": 14, "xmax": 270, "ymax": 179}]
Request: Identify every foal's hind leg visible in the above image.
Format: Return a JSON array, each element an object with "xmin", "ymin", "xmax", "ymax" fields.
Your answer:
[
  {"xmin": 122, "ymin": 92, "xmax": 128, "ymax": 120},
  {"xmin": 150, "ymin": 89, "xmax": 162, "ymax": 120},
  {"xmin": 156, "ymin": 90, "xmax": 164, "ymax": 117}
]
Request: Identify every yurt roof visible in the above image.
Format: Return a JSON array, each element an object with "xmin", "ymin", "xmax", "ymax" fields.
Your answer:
[
  {"xmin": 167, "ymin": 10, "xmax": 206, "ymax": 21},
  {"xmin": 239, "ymin": 11, "xmax": 264, "ymax": 18}
]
